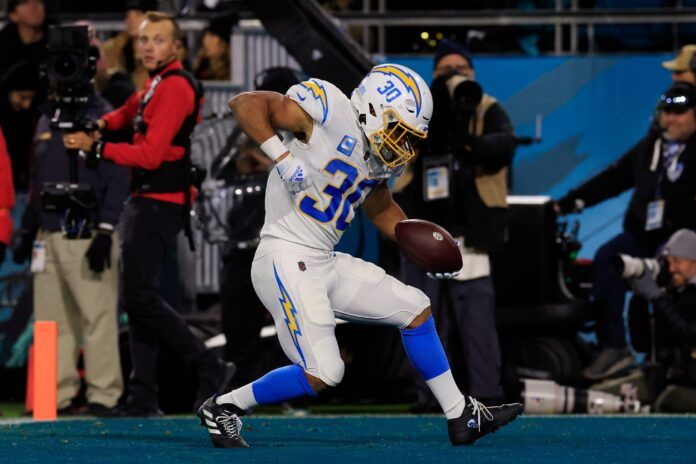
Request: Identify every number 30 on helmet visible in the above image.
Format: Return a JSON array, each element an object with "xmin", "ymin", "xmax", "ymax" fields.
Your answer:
[{"xmin": 351, "ymin": 63, "xmax": 433, "ymax": 169}]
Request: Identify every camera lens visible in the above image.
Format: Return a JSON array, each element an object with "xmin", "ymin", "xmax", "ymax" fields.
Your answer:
[
  {"xmin": 452, "ymin": 79, "xmax": 483, "ymax": 112},
  {"xmin": 51, "ymin": 53, "xmax": 80, "ymax": 81}
]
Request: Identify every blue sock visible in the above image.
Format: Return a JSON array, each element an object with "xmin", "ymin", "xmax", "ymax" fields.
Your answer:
[
  {"xmin": 401, "ymin": 316, "xmax": 465, "ymax": 419},
  {"xmin": 400, "ymin": 316, "xmax": 450, "ymax": 381},
  {"xmin": 251, "ymin": 364, "xmax": 317, "ymax": 405}
]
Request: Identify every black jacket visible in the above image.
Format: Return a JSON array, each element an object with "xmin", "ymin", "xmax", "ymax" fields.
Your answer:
[
  {"xmin": 654, "ymin": 284, "xmax": 696, "ymax": 387},
  {"xmin": 558, "ymin": 130, "xmax": 696, "ymax": 248},
  {"xmin": 655, "ymin": 284, "xmax": 696, "ymax": 348},
  {"xmin": 20, "ymin": 94, "xmax": 130, "ymax": 233},
  {"xmin": 402, "ymin": 100, "xmax": 515, "ymax": 251}
]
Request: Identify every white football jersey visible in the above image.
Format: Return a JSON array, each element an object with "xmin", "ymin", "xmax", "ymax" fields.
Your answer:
[{"xmin": 260, "ymin": 78, "xmax": 400, "ymax": 251}]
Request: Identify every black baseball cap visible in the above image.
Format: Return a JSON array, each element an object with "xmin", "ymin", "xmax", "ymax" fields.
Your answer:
[{"xmin": 658, "ymin": 82, "xmax": 696, "ymax": 114}]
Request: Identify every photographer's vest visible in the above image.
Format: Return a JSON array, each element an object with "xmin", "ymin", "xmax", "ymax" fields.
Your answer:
[
  {"xmin": 132, "ymin": 69, "xmax": 202, "ymax": 194},
  {"xmin": 469, "ymin": 94, "xmax": 508, "ymax": 209},
  {"xmin": 132, "ymin": 69, "xmax": 203, "ymax": 249}
]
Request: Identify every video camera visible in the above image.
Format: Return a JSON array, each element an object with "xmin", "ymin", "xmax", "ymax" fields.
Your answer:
[
  {"xmin": 40, "ymin": 25, "xmax": 99, "ymax": 239},
  {"xmin": 44, "ymin": 25, "xmax": 96, "ymax": 109}
]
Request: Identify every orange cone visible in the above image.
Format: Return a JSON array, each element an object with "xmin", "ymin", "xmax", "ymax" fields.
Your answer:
[
  {"xmin": 25, "ymin": 345, "xmax": 34, "ymax": 414},
  {"xmin": 33, "ymin": 321, "xmax": 57, "ymax": 421}
]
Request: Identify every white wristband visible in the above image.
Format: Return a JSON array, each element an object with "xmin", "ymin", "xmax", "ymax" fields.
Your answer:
[
  {"xmin": 260, "ymin": 135, "xmax": 288, "ymax": 162},
  {"xmin": 97, "ymin": 222, "xmax": 115, "ymax": 232}
]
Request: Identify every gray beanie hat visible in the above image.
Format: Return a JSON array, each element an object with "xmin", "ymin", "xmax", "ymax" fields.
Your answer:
[{"xmin": 663, "ymin": 229, "xmax": 696, "ymax": 261}]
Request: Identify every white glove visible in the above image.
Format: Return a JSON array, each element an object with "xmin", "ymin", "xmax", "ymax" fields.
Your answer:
[
  {"xmin": 276, "ymin": 154, "xmax": 313, "ymax": 194},
  {"xmin": 427, "ymin": 271, "xmax": 460, "ymax": 280}
]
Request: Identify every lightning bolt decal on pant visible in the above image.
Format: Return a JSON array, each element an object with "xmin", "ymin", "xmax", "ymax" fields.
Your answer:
[{"xmin": 273, "ymin": 262, "xmax": 307, "ymax": 368}]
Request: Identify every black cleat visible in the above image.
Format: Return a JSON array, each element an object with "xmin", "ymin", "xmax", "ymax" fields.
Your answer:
[
  {"xmin": 197, "ymin": 395, "xmax": 250, "ymax": 448},
  {"xmin": 447, "ymin": 397, "xmax": 523, "ymax": 446}
]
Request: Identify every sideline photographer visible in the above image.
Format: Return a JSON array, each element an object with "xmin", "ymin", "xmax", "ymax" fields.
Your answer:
[
  {"xmin": 11, "ymin": 25, "xmax": 128, "ymax": 416},
  {"xmin": 623, "ymin": 229, "xmax": 696, "ymax": 412},
  {"xmin": 63, "ymin": 11, "xmax": 233, "ymax": 416},
  {"xmin": 555, "ymin": 82, "xmax": 696, "ymax": 380},
  {"xmin": 401, "ymin": 40, "xmax": 515, "ymax": 408}
]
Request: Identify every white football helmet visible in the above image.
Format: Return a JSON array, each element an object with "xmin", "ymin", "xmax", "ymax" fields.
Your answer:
[{"xmin": 351, "ymin": 63, "xmax": 433, "ymax": 169}]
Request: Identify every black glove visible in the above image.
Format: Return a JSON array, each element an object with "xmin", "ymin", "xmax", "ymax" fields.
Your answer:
[
  {"xmin": 0, "ymin": 242, "xmax": 6, "ymax": 263},
  {"xmin": 11, "ymin": 229, "xmax": 36, "ymax": 264},
  {"xmin": 85, "ymin": 229, "xmax": 113, "ymax": 273},
  {"xmin": 82, "ymin": 141, "xmax": 104, "ymax": 170}
]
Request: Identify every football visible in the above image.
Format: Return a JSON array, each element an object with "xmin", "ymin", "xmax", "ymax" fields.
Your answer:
[{"xmin": 395, "ymin": 219, "xmax": 463, "ymax": 273}]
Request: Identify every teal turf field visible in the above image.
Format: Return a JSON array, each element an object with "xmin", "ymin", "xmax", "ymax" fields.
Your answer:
[{"xmin": 2, "ymin": 415, "xmax": 696, "ymax": 463}]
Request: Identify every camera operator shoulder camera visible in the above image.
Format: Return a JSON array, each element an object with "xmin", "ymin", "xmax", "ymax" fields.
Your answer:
[
  {"xmin": 12, "ymin": 24, "xmax": 129, "ymax": 273},
  {"xmin": 63, "ymin": 12, "xmax": 236, "ymax": 415}
]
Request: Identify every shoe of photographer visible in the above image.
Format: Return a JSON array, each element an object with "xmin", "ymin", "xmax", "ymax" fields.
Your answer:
[
  {"xmin": 654, "ymin": 385, "xmax": 696, "ymax": 413},
  {"xmin": 117, "ymin": 402, "xmax": 164, "ymax": 418},
  {"xmin": 86, "ymin": 402, "xmax": 121, "ymax": 418},
  {"xmin": 58, "ymin": 400, "xmax": 85, "ymax": 417},
  {"xmin": 582, "ymin": 347, "xmax": 636, "ymax": 380}
]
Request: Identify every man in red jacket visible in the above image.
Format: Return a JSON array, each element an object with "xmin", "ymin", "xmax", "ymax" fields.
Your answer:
[
  {"xmin": 64, "ymin": 11, "xmax": 233, "ymax": 416},
  {"xmin": 0, "ymin": 126, "xmax": 15, "ymax": 264}
]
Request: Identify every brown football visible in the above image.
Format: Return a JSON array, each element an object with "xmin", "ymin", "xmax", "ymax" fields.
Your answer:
[{"xmin": 395, "ymin": 219, "xmax": 463, "ymax": 273}]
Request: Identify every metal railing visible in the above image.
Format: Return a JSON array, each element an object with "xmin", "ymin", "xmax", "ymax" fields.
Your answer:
[
  {"xmin": 3, "ymin": 8, "xmax": 694, "ymax": 56},
  {"xmin": 334, "ymin": 7, "xmax": 696, "ymax": 55},
  {"xmin": 4, "ymin": 6, "xmax": 695, "ymax": 56}
]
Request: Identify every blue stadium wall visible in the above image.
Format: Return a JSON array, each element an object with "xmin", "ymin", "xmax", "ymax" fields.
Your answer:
[{"xmin": 337, "ymin": 54, "xmax": 675, "ymax": 261}]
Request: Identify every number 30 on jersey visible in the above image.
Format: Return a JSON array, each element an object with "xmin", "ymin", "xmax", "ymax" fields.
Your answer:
[{"xmin": 299, "ymin": 158, "xmax": 377, "ymax": 231}]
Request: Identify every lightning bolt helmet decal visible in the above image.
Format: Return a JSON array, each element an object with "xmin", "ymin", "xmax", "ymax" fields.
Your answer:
[{"xmin": 371, "ymin": 64, "xmax": 423, "ymax": 116}]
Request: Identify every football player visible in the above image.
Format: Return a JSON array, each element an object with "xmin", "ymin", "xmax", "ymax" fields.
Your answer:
[{"xmin": 198, "ymin": 64, "xmax": 522, "ymax": 448}]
